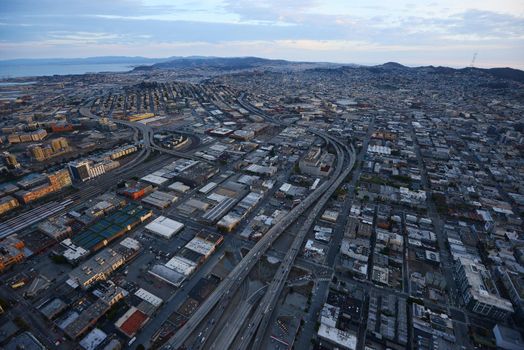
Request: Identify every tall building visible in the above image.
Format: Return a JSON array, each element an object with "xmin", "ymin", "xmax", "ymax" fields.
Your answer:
[
  {"xmin": 455, "ymin": 257, "xmax": 514, "ymax": 320},
  {"xmin": 499, "ymin": 267, "xmax": 524, "ymax": 319},
  {"xmin": 68, "ymin": 160, "xmax": 92, "ymax": 182}
]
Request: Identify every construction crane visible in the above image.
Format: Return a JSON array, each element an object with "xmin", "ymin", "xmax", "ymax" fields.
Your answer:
[{"xmin": 470, "ymin": 52, "xmax": 477, "ymax": 68}]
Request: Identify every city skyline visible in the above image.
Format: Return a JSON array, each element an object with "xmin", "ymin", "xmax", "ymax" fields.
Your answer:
[{"xmin": 1, "ymin": 0, "xmax": 524, "ymax": 69}]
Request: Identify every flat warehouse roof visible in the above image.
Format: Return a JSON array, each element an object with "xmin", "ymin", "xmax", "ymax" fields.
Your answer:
[
  {"xmin": 141, "ymin": 174, "xmax": 169, "ymax": 185},
  {"xmin": 145, "ymin": 216, "xmax": 184, "ymax": 239}
]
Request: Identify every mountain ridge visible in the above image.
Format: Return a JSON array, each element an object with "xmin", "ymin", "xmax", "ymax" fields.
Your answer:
[{"xmin": 0, "ymin": 56, "xmax": 522, "ymax": 83}]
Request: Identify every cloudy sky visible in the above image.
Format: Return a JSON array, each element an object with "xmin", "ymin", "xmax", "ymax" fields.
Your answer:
[{"xmin": 1, "ymin": 0, "xmax": 523, "ymax": 68}]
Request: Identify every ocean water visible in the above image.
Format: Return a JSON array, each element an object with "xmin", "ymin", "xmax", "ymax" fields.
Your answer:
[{"xmin": 0, "ymin": 63, "xmax": 143, "ymax": 78}]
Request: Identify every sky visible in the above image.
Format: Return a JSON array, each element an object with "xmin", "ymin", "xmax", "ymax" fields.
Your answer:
[{"xmin": 1, "ymin": 0, "xmax": 523, "ymax": 68}]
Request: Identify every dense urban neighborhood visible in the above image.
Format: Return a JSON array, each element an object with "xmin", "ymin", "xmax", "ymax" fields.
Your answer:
[{"xmin": 0, "ymin": 57, "xmax": 523, "ymax": 350}]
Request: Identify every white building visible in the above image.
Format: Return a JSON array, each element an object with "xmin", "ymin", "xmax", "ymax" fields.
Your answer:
[{"xmin": 145, "ymin": 216, "xmax": 184, "ymax": 239}]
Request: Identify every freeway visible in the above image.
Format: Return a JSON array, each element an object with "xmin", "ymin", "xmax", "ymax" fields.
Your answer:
[
  {"xmin": 162, "ymin": 95, "xmax": 355, "ymax": 349},
  {"xmin": 208, "ymin": 285, "xmax": 268, "ymax": 350},
  {"xmin": 163, "ymin": 185, "xmax": 338, "ymax": 349},
  {"xmin": 233, "ymin": 101, "xmax": 356, "ymax": 350},
  {"xmin": 294, "ymin": 115, "xmax": 376, "ymax": 350},
  {"xmin": 79, "ymin": 106, "xmax": 202, "ymax": 162}
]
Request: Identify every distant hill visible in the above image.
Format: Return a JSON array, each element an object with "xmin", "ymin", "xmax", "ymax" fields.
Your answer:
[
  {"xmin": 341, "ymin": 62, "xmax": 524, "ymax": 84},
  {"xmin": 1, "ymin": 55, "xmax": 522, "ymax": 83},
  {"xmin": 133, "ymin": 56, "xmax": 292, "ymax": 71},
  {"xmin": 479, "ymin": 67, "xmax": 524, "ymax": 84},
  {"xmin": 376, "ymin": 62, "xmax": 409, "ymax": 69}
]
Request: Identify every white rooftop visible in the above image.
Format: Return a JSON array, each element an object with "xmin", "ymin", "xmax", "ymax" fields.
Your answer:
[
  {"xmin": 318, "ymin": 323, "xmax": 357, "ymax": 350},
  {"xmin": 145, "ymin": 216, "xmax": 184, "ymax": 239},
  {"xmin": 141, "ymin": 174, "xmax": 168, "ymax": 185},
  {"xmin": 135, "ymin": 288, "xmax": 163, "ymax": 307}
]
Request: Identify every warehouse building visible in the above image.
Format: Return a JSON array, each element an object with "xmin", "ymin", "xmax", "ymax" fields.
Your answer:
[
  {"xmin": 217, "ymin": 192, "xmax": 263, "ymax": 232},
  {"xmin": 65, "ymin": 203, "xmax": 151, "ymax": 256},
  {"xmin": 141, "ymin": 174, "xmax": 169, "ymax": 186},
  {"xmin": 149, "ymin": 230, "xmax": 223, "ymax": 286},
  {"xmin": 299, "ymin": 147, "xmax": 335, "ymax": 177},
  {"xmin": 115, "ymin": 307, "xmax": 149, "ymax": 338},
  {"xmin": 172, "ymin": 161, "xmax": 218, "ymax": 187},
  {"xmin": 168, "ymin": 181, "xmax": 191, "ymax": 193},
  {"xmin": 118, "ymin": 181, "xmax": 153, "ymax": 200},
  {"xmin": 66, "ymin": 248, "xmax": 125, "ymax": 289},
  {"xmin": 145, "ymin": 216, "xmax": 184, "ymax": 239},
  {"xmin": 141, "ymin": 190, "xmax": 178, "ymax": 209}
]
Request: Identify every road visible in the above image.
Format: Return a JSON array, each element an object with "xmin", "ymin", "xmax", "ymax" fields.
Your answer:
[
  {"xmin": 79, "ymin": 106, "xmax": 202, "ymax": 162},
  {"xmin": 233, "ymin": 99, "xmax": 356, "ymax": 350},
  {"xmin": 161, "ymin": 96, "xmax": 354, "ymax": 349},
  {"xmin": 294, "ymin": 115, "xmax": 376, "ymax": 350}
]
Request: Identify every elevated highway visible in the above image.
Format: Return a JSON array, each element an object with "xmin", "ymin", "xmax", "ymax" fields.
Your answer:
[
  {"xmin": 163, "ymin": 95, "xmax": 355, "ymax": 349},
  {"xmin": 234, "ymin": 97, "xmax": 356, "ymax": 350}
]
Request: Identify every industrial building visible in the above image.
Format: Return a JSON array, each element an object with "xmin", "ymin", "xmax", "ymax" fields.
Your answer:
[
  {"xmin": 145, "ymin": 216, "xmax": 184, "ymax": 239},
  {"xmin": 168, "ymin": 181, "xmax": 191, "ymax": 193},
  {"xmin": 173, "ymin": 162, "xmax": 219, "ymax": 187},
  {"xmin": 217, "ymin": 192, "xmax": 263, "ymax": 232},
  {"xmin": 60, "ymin": 283, "xmax": 126, "ymax": 340},
  {"xmin": 115, "ymin": 306, "xmax": 149, "ymax": 338},
  {"xmin": 64, "ymin": 240, "xmax": 137, "ymax": 284},
  {"xmin": 118, "ymin": 181, "xmax": 153, "ymax": 200},
  {"xmin": 63, "ymin": 300, "xmax": 111, "ymax": 340},
  {"xmin": 39, "ymin": 298, "xmax": 68, "ymax": 320},
  {"xmin": 149, "ymin": 231, "xmax": 223, "ymax": 286},
  {"xmin": 65, "ymin": 203, "xmax": 151, "ymax": 256},
  {"xmin": 66, "ymin": 248, "xmax": 126, "ymax": 289},
  {"xmin": 38, "ymin": 219, "xmax": 72, "ymax": 240},
  {"xmin": 141, "ymin": 190, "xmax": 177, "ymax": 209},
  {"xmin": 141, "ymin": 174, "xmax": 169, "ymax": 186},
  {"xmin": 79, "ymin": 328, "xmax": 107, "ymax": 350},
  {"xmin": 134, "ymin": 288, "xmax": 163, "ymax": 308}
]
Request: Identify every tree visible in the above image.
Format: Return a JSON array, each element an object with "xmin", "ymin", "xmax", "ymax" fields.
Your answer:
[
  {"xmin": 14, "ymin": 316, "xmax": 29, "ymax": 330},
  {"xmin": 51, "ymin": 254, "xmax": 67, "ymax": 264}
]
